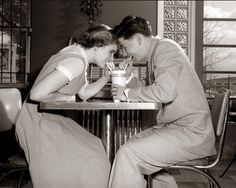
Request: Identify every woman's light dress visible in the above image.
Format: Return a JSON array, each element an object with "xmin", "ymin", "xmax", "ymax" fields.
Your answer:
[{"xmin": 16, "ymin": 45, "xmax": 110, "ymax": 188}]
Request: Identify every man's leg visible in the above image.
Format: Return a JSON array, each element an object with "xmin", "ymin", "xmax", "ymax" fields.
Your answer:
[{"xmin": 109, "ymin": 127, "xmax": 199, "ymax": 188}]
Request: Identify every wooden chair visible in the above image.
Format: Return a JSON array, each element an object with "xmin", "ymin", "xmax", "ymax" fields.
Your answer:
[
  {"xmin": 148, "ymin": 90, "xmax": 231, "ymax": 188},
  {"xmin": 0, "ymin": 88, "xmax": 29, "ymax": 188}
]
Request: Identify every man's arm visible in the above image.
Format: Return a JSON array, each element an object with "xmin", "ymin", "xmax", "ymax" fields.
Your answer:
[{"xmin": 127, "ymin": 41, "xmax": 184, "ymax": 103}]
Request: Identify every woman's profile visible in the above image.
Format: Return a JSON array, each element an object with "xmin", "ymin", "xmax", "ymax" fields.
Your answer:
[{"xmin": 16, "ymin": 24, "xmax": 117, "ymax": 188}]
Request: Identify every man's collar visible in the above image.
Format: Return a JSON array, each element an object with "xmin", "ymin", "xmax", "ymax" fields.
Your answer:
[{"xmin": 146, "ymin": 36, "xmax": 160, "ymax": 62}]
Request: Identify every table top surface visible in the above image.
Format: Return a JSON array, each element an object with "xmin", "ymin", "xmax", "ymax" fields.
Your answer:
[{"xmin": 40, "ymin": 100, "xmax": 161, "ymax": 110}]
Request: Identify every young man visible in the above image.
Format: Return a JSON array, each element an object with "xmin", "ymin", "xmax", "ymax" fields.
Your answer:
[{"xmin": 109, "ymin": 15, "xmax": 216, "ymax": 188}]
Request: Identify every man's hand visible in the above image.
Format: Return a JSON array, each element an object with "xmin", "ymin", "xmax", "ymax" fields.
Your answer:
[{"xmin": 111, "ymin": 84, "xmax": 126, "ymax": 101}]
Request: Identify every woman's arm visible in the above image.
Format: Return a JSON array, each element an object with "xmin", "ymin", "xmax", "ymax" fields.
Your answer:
[
  {"xmin": 30, "ymin": 70, "xmax": 75, "ymax": 102},
  {"xmin": 78, "ymin": 75, "xmax": 110, "ymax": 101},
  {"xmin": 30, "ymin": 59, "xmax": 84, "ymax": 102},
  {"xmin": 30, "ymin": 57, "xmax": 85, "ymax": 102}
]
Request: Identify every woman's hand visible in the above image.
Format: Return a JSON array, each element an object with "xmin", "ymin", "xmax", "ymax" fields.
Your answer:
[
  {"xmin": 111, "ymin": 84, "xmax": 126, "ymax": 101},
  {"xmin": 103, "ymin": 66, "xmax": 111, "ymax": 78}
]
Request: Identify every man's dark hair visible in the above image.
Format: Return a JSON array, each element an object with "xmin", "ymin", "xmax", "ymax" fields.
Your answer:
[{"xmin": 112, "ymin": 15, "xmax": 152, "ymax": 39}]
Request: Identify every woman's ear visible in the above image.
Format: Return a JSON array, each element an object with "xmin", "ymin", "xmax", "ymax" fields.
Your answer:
[{"xmin": 135, "ymin": 33, "xmax": 142, "ymax": 45}]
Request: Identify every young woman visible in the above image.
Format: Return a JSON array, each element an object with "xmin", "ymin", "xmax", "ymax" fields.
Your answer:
[
  {"xmin": 16, "ymin": 24, "xmax": 117, "ymax": 188},
  {"xmin": 109, "ymin": 15, "xmax": 216, "ymax": 188}
]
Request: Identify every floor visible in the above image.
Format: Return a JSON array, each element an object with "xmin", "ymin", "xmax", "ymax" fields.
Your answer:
[{"xmin": 0, "ymin": 160, "xmax": 235, "ymax": 187}]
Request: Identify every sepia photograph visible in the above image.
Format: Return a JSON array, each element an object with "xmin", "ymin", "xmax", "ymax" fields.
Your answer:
[{"xmin": 0, "ymin": 1, "xmax": 236, "ymax": 188}]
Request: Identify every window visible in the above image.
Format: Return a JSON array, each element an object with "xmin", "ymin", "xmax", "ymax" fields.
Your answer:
[
  {"xmin": 0, "ymin": 0, "xmax": 31, "ymax": 87},
  {"xmin": 159, "ymin": 1, "xmax": 236, "ymax": 97},
  {"xmin": 201, "ymin": 1, "xmax": 236, "ymax": 96}
]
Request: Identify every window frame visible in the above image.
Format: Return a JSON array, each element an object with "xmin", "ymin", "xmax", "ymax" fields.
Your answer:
[
  {"xmin": 196, "ymin": 1, "xmax": 236, "ymax": 96},
  {"xmin": 0, "ymin": 0, "xmax": 32, "ymax": 88}
]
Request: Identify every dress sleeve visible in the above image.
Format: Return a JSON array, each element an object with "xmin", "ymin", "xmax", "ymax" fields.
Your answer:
[{"xmin": 56, "ymin": 57, "xmax": 85, "ymax": 82}]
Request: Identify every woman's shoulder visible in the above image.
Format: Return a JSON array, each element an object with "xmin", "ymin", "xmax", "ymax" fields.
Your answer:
[
  {"xmin": 56, "ymin": 45, "xmax": 87, "ymax": 65},
  {"xmin": 60, "ymin": 44, "xmax": 85, "ymax": 58}
]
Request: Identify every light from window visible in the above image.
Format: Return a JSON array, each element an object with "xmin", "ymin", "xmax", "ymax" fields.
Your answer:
[
  {"xmin": 203, "ymin": 1, "xmax": 236, "ymax": 96},
  {"xmin": 0, "ymin": 0, "xmax": 31, "ymax": 87}
]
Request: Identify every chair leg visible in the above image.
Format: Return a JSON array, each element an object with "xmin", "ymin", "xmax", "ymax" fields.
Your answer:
[
  {"xmin": 219, "ymin": 154, "xmax": 236, "ymax": 177},
  {"xmin": 147, "ymin": 175, "xmax": 152, "ymax": 188},
  {"xmin": 197, "ymin": 169, "xmax": 220, "ymax": 188},
  {"xmin": 0, "ymin": 169, "xmax": 18, "ymax": 182},
  {"xmin": 0, "ymin": 168, "xmax": 28, "ymax": 184},
  {"xmin": 17, "ymin": 170, "xmax": 26, "ymax": 188},
  {"xmin": 208, "ymin": 180, "xmax": 215, "ymax": 188}
]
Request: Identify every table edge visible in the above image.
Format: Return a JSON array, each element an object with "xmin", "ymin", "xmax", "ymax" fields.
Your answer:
[{"xmin": 40, "ymin": 101, "xmax": 161, "ymax": 110}]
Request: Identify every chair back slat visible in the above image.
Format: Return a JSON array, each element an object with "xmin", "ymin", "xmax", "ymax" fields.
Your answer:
[
  {"xmin": 210, "ymin": 90, "xmax": 230, "ymax": 163},
  {"xmin": 0, "ymin": 88, "xmax": 22, "ymax": 132},
  {"xmin": 210, "ymin": 90, "xmax": 230, "ymax": 136}
]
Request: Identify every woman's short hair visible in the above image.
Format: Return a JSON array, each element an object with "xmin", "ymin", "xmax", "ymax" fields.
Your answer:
[
  {"xmin": 77, "ymin": 24, "xmax": 117, "ymax": 49},
  {"xmin": 112, "ymin": 15, "xmax": 152, "ymax": 39}
]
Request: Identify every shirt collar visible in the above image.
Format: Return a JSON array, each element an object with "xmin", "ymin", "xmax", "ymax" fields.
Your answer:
[{"xmin": 146, "ymin": 36, "xmax": 161, "ymax": 62}]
